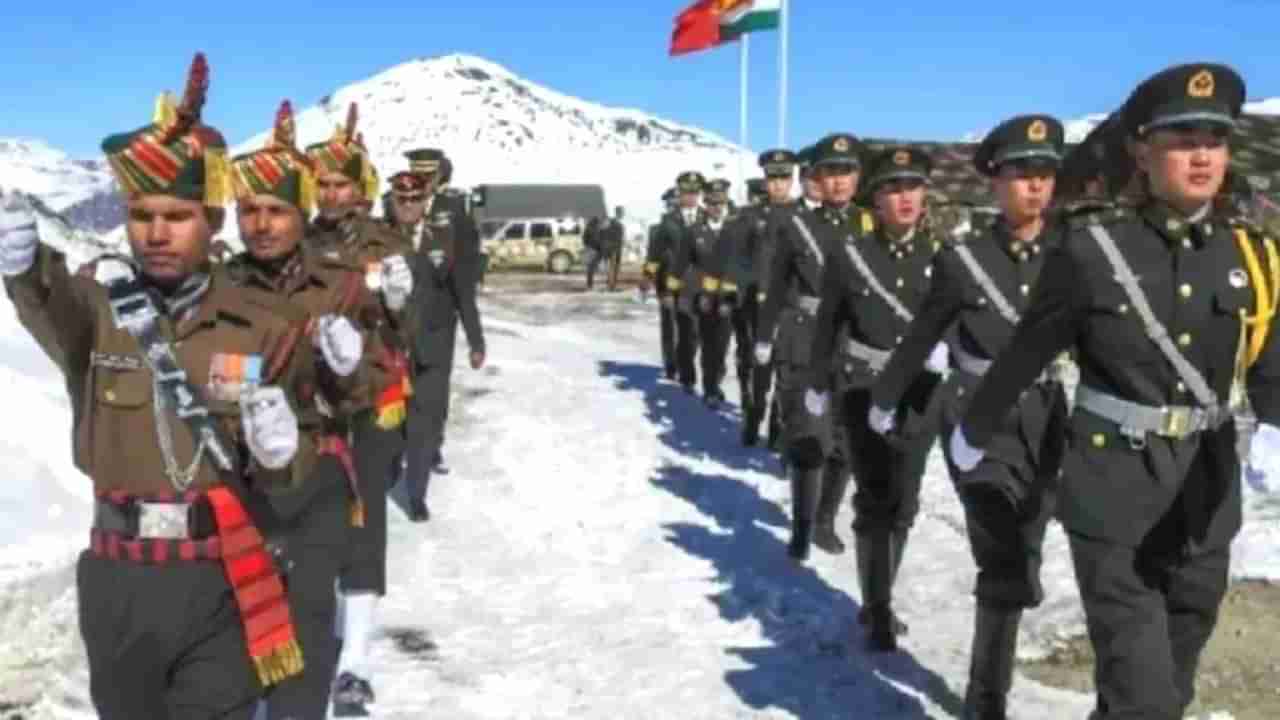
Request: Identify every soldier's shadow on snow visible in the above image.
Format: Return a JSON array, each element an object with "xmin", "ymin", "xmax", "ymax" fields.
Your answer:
[
  {"xmin": 600, "ymin": 361, "xmax": 964, "ymax": 718},
  {"xmin": 598, "ymin": 360, "xmax": 773, "ymax": 475}
]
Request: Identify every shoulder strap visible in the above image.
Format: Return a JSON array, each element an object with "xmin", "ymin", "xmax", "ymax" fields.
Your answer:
[
  {"xmin": 1086, "ymin": 223, "xmax": 1219, "ymax": 409},
  {"xmin": 106, "ymin": 276, "xmax": 243, "ymax": 490},
  {"xmin": 789, "ymin": 214, "xmax": 825, "ymax": 268},
  {"xmin": 951, "ymin": 243, "xmax": 1021, "ymax": 325},
  {"xmin": 841, "ymin": 236, "xmax": 913, "ymax": 323}
]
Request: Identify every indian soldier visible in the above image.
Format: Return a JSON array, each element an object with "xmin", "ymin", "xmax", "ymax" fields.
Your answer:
[
  {"xmin": 951, "ymin": 63, "xmax": 1280, "ymax": 720},
  {"xmin": 692, "ymin": 178, "xmax": 734, "ymax": 407},
  {"xmin": 642, "ymin": 188, "xmax": 679, "ymax": 378},
  {"xmin": 226, "ymin": 100, "xmax": 395, "ymax": 719},
  {"xmin": 397, "ymin": 147, "xmax": 486, "ymax": 521},
  {"xmin": 870, "ymin": 118, "xmax": 1069, "ymax": 705},
  {"xmin": 657, "ymin": 171, "xmax": 708, "ymax": 393},
  {"xmin": 603, "ymin": 205, "xmax": 626, "ymax": 292},
  {"xmin": 727, "ymin": 149, "xmax": 798, "ymax": 446},
  {"xmin": 756, "ymin": 135, "xmax": 875, "ymax": 561},
  {"xmin": 304, "ymin": 106, "xmax": 415, "ymax": 715},
  {"xmin": 0, "ymin": 54, "xmax": 312, "ymax": 719},
  {"xmin": 805, "ymin": 146, "xmax": 947, "ymax": 652}
]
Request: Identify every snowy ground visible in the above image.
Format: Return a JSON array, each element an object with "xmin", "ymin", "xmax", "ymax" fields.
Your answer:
[{"xmin": 0, "ymin": 283, "xmax": 1274, "ymax": 719}]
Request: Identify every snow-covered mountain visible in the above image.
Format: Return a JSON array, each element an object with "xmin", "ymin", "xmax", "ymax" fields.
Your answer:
[
  {"xmin": 233, "ymin": 53, "xmax": 754, "ymax": 226},
  {"xmin": 0, "ymin": 139, "xmax": 117, "ymax": 224}
]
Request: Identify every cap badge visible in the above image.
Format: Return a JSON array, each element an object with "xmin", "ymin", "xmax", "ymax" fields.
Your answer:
[
  {"xmin": 833, "ymin": 137, "xmax": 851, "ymax": 152},
  {"xmin": 893, "ymin": 150, "xmax": 911, "ymax": 166},
  {"xmin": 773, "ymin": 151, "xmax": 786, "ymax": 162},
  {"xmin": 1027, "ymin": 119, "xmax": 1048, "ymax": 142},
  {"xmin": 1188, "ymin": 69, "xmax": 1215, "ymax": 99}
]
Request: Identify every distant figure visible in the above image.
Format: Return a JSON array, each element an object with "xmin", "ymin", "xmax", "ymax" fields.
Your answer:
[
  {"xmin": 583, "ymin": 216, "xmax": 604, "ymax": 290},
  {"xmin": 602, "ymin": 206, "xmax": 626, "ymax": 291}
]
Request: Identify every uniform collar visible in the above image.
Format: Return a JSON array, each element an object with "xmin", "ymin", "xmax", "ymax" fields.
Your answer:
[
  {"xmin": 994, "ymin": 217, "xmax": 1046, "ymax": 263},
  {"xmin": 237, "ymin": 246, "xmax": 327, "ymax": 295},
  {"xmin": 1141, "ymin": 201, "xmax": 1217, "ymax": 250},
  {"xmin": 879, "ymin": 226, "xmax": 918, "ymax": 260}
]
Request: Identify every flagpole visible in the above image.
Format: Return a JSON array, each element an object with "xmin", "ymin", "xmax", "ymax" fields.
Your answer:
[
  {"xmin": 739, "ymin": 33, "xmax": 749, "ymax": 205},
  {"xmin": 779, "ymin": 0, "xmax": 788, "ymax": 147}
]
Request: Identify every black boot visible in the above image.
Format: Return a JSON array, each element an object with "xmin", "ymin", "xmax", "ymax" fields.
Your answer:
[
  {"xmin": 963, "ymin": 605, "xmax": 1022, "ymax": 720},
  {"xmin": 813, "ymin": 463, "xmax": 851, "ymax": 554},
  {"xmin": 856, "ymin": 529, "xmax": 897, "ymax": 652},
  {"xmin": 787, "ymin": 466, "xmax": 822, "ymax": 561}
]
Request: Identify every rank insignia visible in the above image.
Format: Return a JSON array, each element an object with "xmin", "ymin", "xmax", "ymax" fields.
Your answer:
[
  {"xmin": 1188, "ymin": 69, "xmax": 1215, "ymax": 98},
  {"xmin": 207, "ymin": 353, "xmax": 263, "ymax": 403}
]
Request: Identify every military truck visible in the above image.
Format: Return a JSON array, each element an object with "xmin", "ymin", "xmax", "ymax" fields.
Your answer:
[{"xmin": 471, "ymin": 184, "xmax": 608, "ymax": 274}]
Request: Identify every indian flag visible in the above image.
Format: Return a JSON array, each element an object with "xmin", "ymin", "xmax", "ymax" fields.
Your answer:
[
  {"xmin": 719, "ymin": 0, "xmax": 781, "ymax": 41},
  {"xmin": 670, "ymin": 0, "xmax": 781, "ymax": 56}
]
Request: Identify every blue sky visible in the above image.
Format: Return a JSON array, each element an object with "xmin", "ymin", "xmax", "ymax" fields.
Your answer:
[{"xmin": 3, "ymin": 0, "xmax": 1278, "ymax": 157}]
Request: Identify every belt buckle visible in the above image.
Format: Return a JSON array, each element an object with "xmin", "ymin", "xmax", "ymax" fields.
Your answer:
[
  {"xmin": 137, "ymin": 502, "xmax": 190, "ymax": 540},
  {"xmin": 1160, "ymin": 406, "xmax": 1194, "ymax": 439}
]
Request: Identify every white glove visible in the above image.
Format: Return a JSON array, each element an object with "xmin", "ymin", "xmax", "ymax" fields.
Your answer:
[
  {"xmin": 805, "ymin": 389, "xmax": 829, "ymax": 416},
  {"xmin": 754, "ymin": 342, "xmax": 773, "ymax": 366},
  {"xmin": 381, "ymin": 255, "xmax": 414, "ymax": 311},
  {"xmin": 0, "ymin": 194, "xmax": 38, "ymax": 277},
  {"xmin": 868, "ymin": 405, "xmax": 895, "ymax": 435},
  {"xmin": 240, "ymin": 386, "xmax": 299, "ymax": 470},
  {"xmin": 925, "ymin": 342, "xmax": 950, "ymax": 374},
  {"xmin": 949, "ymin": 426, "xmax": 984, "ymax": 472},
  {"xmin": 313, "ymin": 314, "xmax": 363, "ymax": 378},
  {"xmin": 1246, "ymin": 422, "xmax": 1280, "ymax": 493}
]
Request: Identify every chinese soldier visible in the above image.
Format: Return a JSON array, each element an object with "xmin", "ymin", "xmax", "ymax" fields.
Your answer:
[
  {"xmin": 693, "ymin": 178, "xmax": 735, "ymax": 406},
  {"xmin": 643, "ymin": 188, "xmax": 680, "ymax": 378},
  {"xmin": 871, "ymin": 117, "xmax": 1069, "ymax": 711},
  {"xmin": 952, "ymin": 63, "xmax": 1280, "ymax": 720},
  {"xmin": 756, "ymin": 135, "xmax": 875, "ymax": 561}
]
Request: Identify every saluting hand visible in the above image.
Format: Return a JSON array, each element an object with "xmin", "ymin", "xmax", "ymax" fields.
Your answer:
[
  {"xmin": 0, "ymin": 193, "xmax": 38, "ymax": 277},
  {"xmin": 313, "ymin": 314, "xmax": 363, "ymax": 377},
  {"xmin": 381, "ymin": 255, "xmax": 414, "ymax": 311},
  {"xmin": 241, "ymin": 386, "xmax": 299, "ymax": 470}
]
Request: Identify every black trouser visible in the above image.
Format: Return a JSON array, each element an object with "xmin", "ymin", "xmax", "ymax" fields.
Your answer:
[
  {"xmin": 405, "ymin": 359, "xmax": 451, "ymax": 505},
  {"xmin": 77, "ymin": 553, "xmax": 260, "ymax": 720},
  {"xmin": 840, "ymin": 387, "xmax": 932, "ymax": 533},
  {"xmin": 776, "ymin": 362, "xmax": 829, "ymax": 468},
  {"xmin": 256, "ymin": 457, "xmax": 350, "ymax": 720},
  {"xmin": 341, "ymin": 411, "xmax": 404, "ymax": 595},
  {"xmin": 606, "ymin": 246, "xmax": 622, "ymax": 291},
  {"xmin": 698, "ymin": 303, "xmax": 731, "ymax": 397},
  {"xmin": 675, "ymin": 303, "xmax": 699, "ymax": 389},
  {"xmin": 1070, "ymin": 493, "xmax": 1229, "ymax": 719},
  {"xmin": 585, "ymin": 246, "xmax": 604, "ymax": 288},
  {"xmin": 729, "ymin": 297, "xmax": 754, "ymax": 396},
  {"xmin": 658, "ymin": 296, "xmax": 677, "ymax": 375}
]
